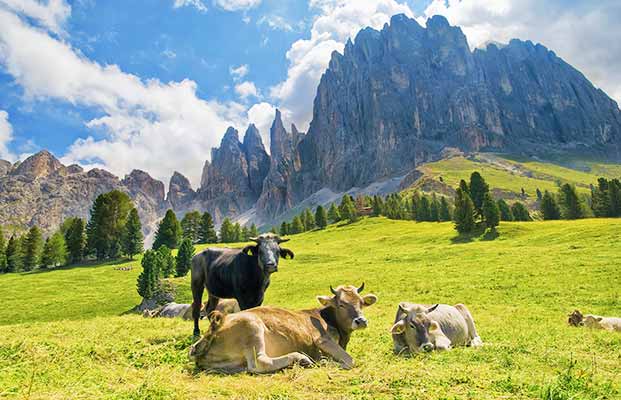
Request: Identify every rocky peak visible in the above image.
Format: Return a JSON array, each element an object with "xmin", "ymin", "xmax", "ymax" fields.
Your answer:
[
  {"xmin": 12, "ymin": 150, "xmax": 65, "ymax": 178},
  {"xmin": 167, "ymin": 171, "xmax": 195, "ymax": 210},
  {"xmin": 121, "ymin": 169, "xmax": 165, "ymax": 203},
  {"xmin": 0, "ymin": 160, "xmax": 12, "ymax": 177},
  {"xmin": 269, "ymin": 109, "xmax": 293, "ymax": 163},
  {"xmin": 242, "ymin": 124, "xmax": 270, "ymax": 198}
]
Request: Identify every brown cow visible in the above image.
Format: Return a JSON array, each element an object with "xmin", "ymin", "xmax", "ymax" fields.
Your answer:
[{"xmin": 189, "ymin": 284, "xmax": 378, "ymax": 373}]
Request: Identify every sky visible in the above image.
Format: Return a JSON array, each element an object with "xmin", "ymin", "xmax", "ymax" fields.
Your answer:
[{"xmin": 0, "ymin": 0, "xmax": 620, "ymax": 188}]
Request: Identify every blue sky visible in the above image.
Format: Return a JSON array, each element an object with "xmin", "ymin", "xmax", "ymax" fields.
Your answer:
[{"xmin": 0, "ymin": 0, "xmax": 619, "ymax": 186}]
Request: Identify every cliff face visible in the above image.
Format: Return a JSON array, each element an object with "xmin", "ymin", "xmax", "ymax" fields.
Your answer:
[{"xmin": 289, "ymin": 14, "xmax": 621, "ymax": 206}]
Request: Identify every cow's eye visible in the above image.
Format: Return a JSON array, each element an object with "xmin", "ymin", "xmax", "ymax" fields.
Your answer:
[{"xmin": 338, "ymin": 304, "xmax": 345, "ymax": 308}]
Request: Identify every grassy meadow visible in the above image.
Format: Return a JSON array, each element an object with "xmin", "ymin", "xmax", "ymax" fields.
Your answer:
[{"xmin": 1, "ymin": 217, "xmax": 621, "ymax": 399}]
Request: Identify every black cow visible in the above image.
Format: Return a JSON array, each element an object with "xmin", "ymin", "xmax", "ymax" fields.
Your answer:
[{"xmin": 190, "ymin": 233, "xmax": 294, "ymax": 336}]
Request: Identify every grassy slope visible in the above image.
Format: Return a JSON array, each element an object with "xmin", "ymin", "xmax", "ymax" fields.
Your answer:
[
  {"xmin": 414, "ymin": 154, "xmax": 621, "ymax": 199},
  {"xmin": 1, "ymin": 218, "xmax": 621, "ymax": 399}
]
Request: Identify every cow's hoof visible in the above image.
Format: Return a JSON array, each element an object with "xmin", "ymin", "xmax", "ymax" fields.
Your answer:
[{"xmin": 193, "ymin": 330, "xmax": 201, "ymax": 338}]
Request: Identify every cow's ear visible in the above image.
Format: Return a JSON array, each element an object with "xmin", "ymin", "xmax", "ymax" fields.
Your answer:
[
  {"xmin": 429, "ymin": 321, "xmax": 439, "ymax": 332},
  {"xmin": 596, "ymin": 316, "xmax": 604, "ymax": 322},
  {"xmin": 280, "ymin": 248, "xmax": 294, "ymax": 259},
  {"xmin": 362, "ymin": 294, "xmax": 378, "ymax": 307},
  {"xmin": 242, "ymin": 245, "xmax": 257, "ymax": 256},
  {"xmin": 390, "ymin": 320, "xmax": 406, "ymax": 335},
  {"xmin": 317, "ymin": 295, "xmax": 334, "ymax": 307}
]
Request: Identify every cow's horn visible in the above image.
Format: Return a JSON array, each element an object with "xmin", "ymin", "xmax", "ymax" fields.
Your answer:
[
  {"xmin": 357, "ymin": 282, "xmax": 365, "ymax": 293},
  {"xmin": 277, "ymin": 237, "xmax": 290, "ymax": 243},
  {"xmin": 330, "ymin": 285, "xmax": 337, "ymax": 295},
  {"xmin": 249, "ymin": 236, "xmax": 260, "ymax": 243}
]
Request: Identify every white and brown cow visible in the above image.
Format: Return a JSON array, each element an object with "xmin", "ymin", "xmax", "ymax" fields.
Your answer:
[
  {"xmin": 189, "ymin": 284, "xmax": 377, "ymax": 373},
  {"xmin": 391, "ymin": 302, "xmax": 483, "ymax": 355},
  {"xmin": 144, "ymin": 299, "xmax": 240, "ymax": 320},
  {"xmin": 583, "ymin": 314, "xmax": 621, "ymax": 332}
]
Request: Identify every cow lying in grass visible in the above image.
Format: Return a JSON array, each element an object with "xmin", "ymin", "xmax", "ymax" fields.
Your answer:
[
  {"xmin": 391, "ymin": 302, "xmax": 483, "ymax": 355},
  {"xmin": 568, "ymin": 309, "xmax": 621, "ymax": 332},
  {"xmin": 144, "ymin": 299, "xmax": 239, "ymax": 320},
  {"xmin": 189, "ymin": 284, "xmax": 377, "ymax": 373}
]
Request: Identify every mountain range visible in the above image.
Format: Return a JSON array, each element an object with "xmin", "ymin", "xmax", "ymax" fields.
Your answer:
[{"xmin": 1, "ymin": 14, "xmax": 620, "ymax": 241}]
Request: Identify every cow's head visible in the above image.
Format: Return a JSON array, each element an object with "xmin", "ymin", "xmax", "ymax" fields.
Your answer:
[
  {"xmin": 390, "ymin": 303, "xmax": 439, "ymax": 354},
  {"xmin": 317, "ymin": 284, "xmax": 378, "ymax": 332},
  {"xmin": 583, "ymin": 314, "xmax": 604, "ymax": 329},
  {"xmin": 242, "ymin": 233, "xmax": 294, "ymax": 274}
]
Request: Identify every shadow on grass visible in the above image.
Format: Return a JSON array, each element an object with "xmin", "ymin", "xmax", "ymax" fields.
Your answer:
[{"xmin": 450, "ymin": 225, "xmax": 499, "ymax": 244}]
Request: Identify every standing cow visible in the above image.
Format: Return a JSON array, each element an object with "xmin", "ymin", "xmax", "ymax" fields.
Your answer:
[
  {"xmin": 391, "ymin": 302, "xmax": 483, "ymax": 355},
  {"xmin": 191, "ymin": 233, "xmax": 294, "ymax": 336}
]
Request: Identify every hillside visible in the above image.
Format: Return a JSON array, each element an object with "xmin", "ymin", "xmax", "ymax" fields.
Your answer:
[
  {"xmin": 401, "ymin": 153, "xmax": 621, "ymax": 208},
  {"xmin": 1, "ymin": 218, "xmax": 620, "ymax": 399}
]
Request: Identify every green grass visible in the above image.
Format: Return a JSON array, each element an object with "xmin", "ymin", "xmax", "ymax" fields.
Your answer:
[
  {"xmin": 415, "ymin": 154, "xmax": 621, "ymax": 199},
  {"xmin": 1, "ymin": 218, "xmax": 621, "ymax": 399}
]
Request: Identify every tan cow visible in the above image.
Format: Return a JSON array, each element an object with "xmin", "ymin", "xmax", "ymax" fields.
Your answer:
[
  {"xmin": 189, "ymin": 284, "xmax": 378, "ymax": 373},
  {"xmin": 583, "ymin": 314, "xmax": 621, "ymax": 332},
  {"xmin": 391, "ymin": 302, "xmax": 482, "ymax": 355}
]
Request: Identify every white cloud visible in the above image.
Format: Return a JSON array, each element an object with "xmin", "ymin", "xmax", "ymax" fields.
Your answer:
[
  {"xmin": 0, "ymin": 8, "xmax": 247, "ymax": 187},
  {"xmin": 172, "ymin": 0, "xmax": 207, "ymax": 12},
  {"xmin": 247, "ymin": 102, "xmax": 276, "ymax": 149},
  {"xmin": 214, "ymin": 0, "xmax": 261, "ymax": 12},
  {"xmin": 0, "ymin": 110, "xmax": 16, "ymax": 161},
  {"xmin": 229, "ymin": 64, "xmax": 249, "ymax": 81},
  {"xmin": 421, "ymin": 0, "xmax": 621, "ymax": 104},
  {"xmin": 270, "ymin": 0, "xmax": 414, "ymax": 130},
  {"xmin": 235, "ymin": 81, "xmax": 260, "ymax": 100},
  {"xmin": 0, "ymin": 0, "xmax": 70, "ymax": 34},
  {"xmin": 257, "ymin": 15, "xmax": 294, "ymax": 32},
  {"xmin": 161, "ymin": 49, "xmax": 177, "ymax": 59}
]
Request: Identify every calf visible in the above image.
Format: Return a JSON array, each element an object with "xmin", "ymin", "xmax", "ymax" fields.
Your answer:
[
  {"xmin": 189, "ymin": 284, "xmax": 377, "ymax": 373},
  {"xmin": 391, "ymin": 302, "xmax": 482, "ymax": 355},
  {"xmin": 191, "ymin": 233, "xmax": 294, "ymax": 336}
]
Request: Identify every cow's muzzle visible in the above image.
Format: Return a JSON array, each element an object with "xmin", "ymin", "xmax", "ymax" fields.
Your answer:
[
  {"xmin": 352, "ymin": 316, "xmax": 368, "ymax": 330},
  {"xmin": 421, "ymin": 342, "xmax": 434, "ymax": 352},
  {"xmin": 265, "ymin": 263, "xmax": 278, "ymax": 273}
]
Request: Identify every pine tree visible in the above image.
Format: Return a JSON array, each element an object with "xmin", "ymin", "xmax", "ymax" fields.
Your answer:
[
  {"xmin": 328, "ymin": 203, "xmax": 341, "ymax": 223},
  {"xmin": 137, "ymin": 250, "xmax": 159, "ymax": 299},
  {"xmin": 469, "ymin": 172, "xmax": 489, "ymax": 216},
  {"xmin": 536, "ymin": 188, "xmax": 543, "ymax": 200},
  {"xmin": 153, "ymin": 209, "xmax": 182, "ymax": 249},
  {"xmin": 541, "ymin": 191, "xmax": 561, "ymax": 220},
  {"xmin": 291, "ymin": 216, "xmax": 304, "ymax": 234},
  {"xmin": 558, "ymin": 184, "xmax": 585, "ymax": 219},
  {"xmin": 482, "ymin": 193, "xmax": 500, "ymax": 229},
  {"xmin": 175, "ymin": 238, "xmax": 195, "ymax": 277},
  {"xmin": 157, "ymin": 245, "xmax": 175, "ymax": 278},
  {"xmin": 439, "ymin": 196, "xmax": 452, "ymax": 222},
  {"xmin": 86, "ymin": 190, "xmax": 133, "ymax": 260},
  {"xmin": 249, "ymin": 224, "xmax": 259, "ymax": 238},
  {"xmin": 339, "ymin": 195, "xmax": 358, "ymax": 223},
  {"xmin": 315, "ymin": 205, "xmax": 328, "ymax": 229},
  {"xmin": 5, "ymin": 235, "xmax": 22, "ymax": 272},
  {"xmin": 453, "ymin": 188, "xmax": 476, "ymax": 234},
  {"xmin": 416, "ymin": 195, "xmax": 431, "ymax": 222},
  {"xmin": 430, "ymin": 194, "xmax": 440, "ymax": 222},
  {"xmin": 608, "ymin": 179, "xmax": 621, "ymax": 217},
  {"xmin": 459, "ymin": 179, "xmax": 470, "ymax": 196},
  {"xmin": 219, "ymin": 218, "xmax": 235, "ymax": 243},
  {"xmin": 303, "ymin": 208, "xmax": 315, "ymax": 230},
  {"xmin": 233, "ymin": 223, "xmax": 242, "ymax": 242},
  {"xmin": 122, "ymin": 208, "xmax": 143, "ymax": 259},
  {"xmin": 23, "ymin": 226, "xmax": 44, "ymax": 271},
  {"xmin": 591, "ymin": 178, "xmax": 611, "ymax": 217},
  {"xmin": 496, "ymin": 199, "xmax": 513, "ymax": 221},
  {"xmin": 241, "ymin": 225, "xmax": 250, "ymax": 242},
  {"xmin": 371, "ymin": 196, "xmax": 383, "ymax": 217},
  {"xmin": 64, "ymin": 217, "xmax": 86, "ymax": 264},
  {"xmin": 198, "ymin": 212, "xmax": 218, "ymax": 244},
  {"xmin": 41, "ymin": 232, "xmax": 68, "ymax": 267},
  {"xmin": 511, "ymin": 202, "xmax": 531, "ymax": 221},
  {"xmin": 0, "ymin": 226, "xmax": 6, "ymax": 273},
  {"xmin": 181, "ymin": 211, "xmax": 202, "ymax": 243},
  {"xmin": 280, "ymin": 221, "xmax": 289, "ymax": 235}
]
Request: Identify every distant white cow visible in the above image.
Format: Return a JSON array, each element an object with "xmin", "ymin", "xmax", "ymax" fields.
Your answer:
[
  {"xmin": 583, "ymin": 314, "xmax": 621, "ymax": 332},
  {"xmin": 144, "ymin": 299, "xmax": 240, "ymax": 320},
  {"xmin": 391, "ymin": 302, "xmax": 483, "ymax": 355}
]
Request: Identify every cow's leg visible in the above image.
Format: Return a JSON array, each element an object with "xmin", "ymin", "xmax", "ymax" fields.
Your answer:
[
  {"xmin": 455, "ymin": 304, "xmax": 483, "ymax": 347},
  {"xmin": 316, "ymin": 336, "xmax": 354, "ymax": 369},
  {"xmin": 191, "ymin": 281, "xmax": 204, "ymax": 337},
  {"xmin": 205, "ymin": 294, "xmax": 220, "ymax": 315},
  {"xmin": 243, "ymin": 324, "xmax": 312, "ymax": 373}
]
